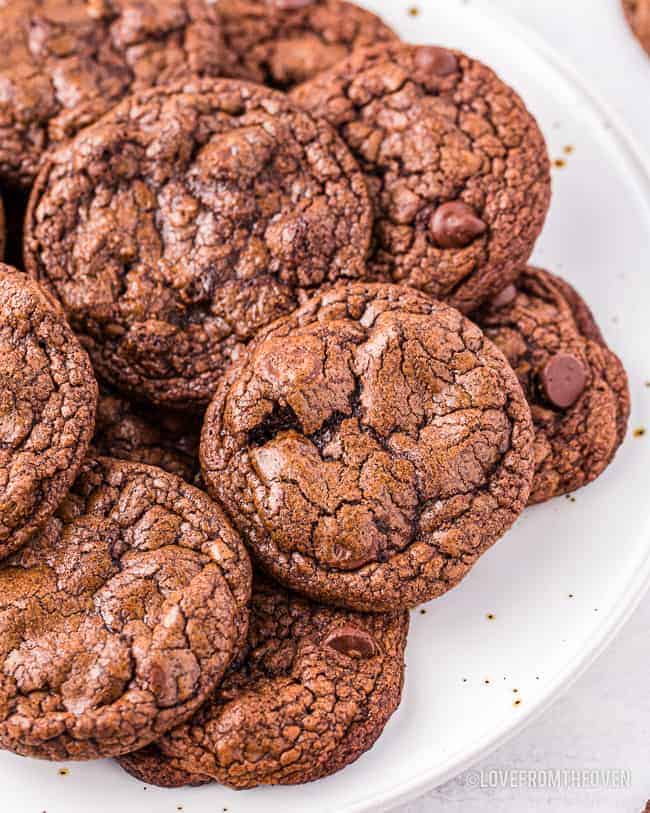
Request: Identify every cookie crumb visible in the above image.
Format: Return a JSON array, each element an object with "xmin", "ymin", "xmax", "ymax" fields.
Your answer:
[
  {"xmin": 563, "ymin": 145, "xmax": 574, "ymax": 154},
  {"xmin": 408, "ymin": 5, "xmax": 419, "ymax": 15},
  {"xmin": 553, "ymin": 158, "xmax": 566, "ymax": 169},
  {"xmin": 462, "ymin": 678, "xmax": 468, "ymax": 682},
  {"xmin": 568, "ymin": 593, "xmax": 574, "ymax": 598},
  {"xmin": 486, "ymin": 613, "xmax": 495, "ymax": 621},
  {"xmin": 512, "ymin": 688, "xmax": 519, "ymax": 693},
  {"xmin": 484, "ymin": 679, "xmax": 490, "ymax": 684},
  {"xmin": 634, "ymin": 427, "xmax": 646, "ymax": 438},
  {"xmin": 565, "ymin": 494, "xmax": 576, "ymax": 503},
  {"xmin": 58, "ymin": 768, "xmax": 69, "ymax": 776},
  {"xmin": 419, "ymin": 608, "xmax": 427, "ymax": 615},
  {"xmin": 513, "ymin": 699, "xmax": 522, "ymax": 707}
]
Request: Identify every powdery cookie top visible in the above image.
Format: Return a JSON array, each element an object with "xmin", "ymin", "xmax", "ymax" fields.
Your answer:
[
  {"xmin": 217, "ymin": 0, "xmax": 398, "ymax": 89},
  {"xmin": 201, "ymin": 283, "xmax": 535, "ymax": 611},
  {"xmin": 25, "ymin": 78, "xmax": 373, "ymax": 409},
  {"xmin": 0, "ymin": 264, "xmax": 98, "ymax": 560},
  {"xmin": 0, "ymin": 457, "xmax": 252, "ymax": 761},
  {"xmin": 92, "ymin": 387, "xmax": 200, "ymax": 482},
  {"xmin": 623, "ymin": 0, "xmax": 650, "ymax": 56},
  {"xmin": 0, "ymin": 0, "xmax": 232, "ymax": 189},
  {"xmin": 291, "ymin": 43, "xmax": 551, "ymax": 313},
  {"xmin": 473, "ymin": 267, "xmax": 630, "ymax": 505},
  {"xmin": 118, "ymin": 576, "xmax": 408, "ymax": 788}
]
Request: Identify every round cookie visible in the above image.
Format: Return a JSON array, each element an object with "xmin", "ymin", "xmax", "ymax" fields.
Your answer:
[
  {"xmin": 291, "ymin": 43, "xmax": 552, "ymax": 313},
  {"xmin": 118, "ymin": 743, "xmax": 211, "ymax": 788},
  {"xmin": 0, "ymin": 457, "xmax": 252, "ymax": 761},
  {"xmin": 25, "ymin": 78, "xmax": 373, "ymax": 410},
  {"xmin": 0, "ymin": 194, "xmax": 5, "ymax": 260},
  {"xmin": 218, "ymin": 0, "xmax": 398, "ymax": 90},
  {"xmin": 200, "ymin": 283, "xmax": 535, "ymax": 611},
  {"xmin": 0, "ymin": 264, "xmax": 98, "ymax": 561},
  {"xmin": 93, "ymin": 387, "xmax": 200, "ymax": 482},
  {"xmin": 473, "ymin": 267, "xmax": 630, "ymax": 504},
  {"xmin": 118, "ymin": 577, "xmax": 408, "ymax": 788},
  {"xmin": 623, "ymin": 0, "xmax": 650, "ymax": 56},
  {"xmin": 0, "ymin": 0, "xmax": 232, "ymax": 190}
]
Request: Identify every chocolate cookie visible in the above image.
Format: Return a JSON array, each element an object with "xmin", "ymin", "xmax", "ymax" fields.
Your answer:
[
  {"xmin": 623, "ymin": 0, "xmax": 650, "ymax": 56},
  {"xmin": 118, "ymin": 577, "xmax": 408, "ymax": 788},
  {"xmin": 0, "ymin": 264, "xmax": 97, "ymax": 560},
  {"xmin": 0, "ymin": 0, "xmax": 233, "ymax": 190},
  {"xmin": 218, "ymin": 0, "xmax": 398, "ymax": 90},
  {"xmin": 0, "ymin": 457, "xmax": 252, "ymax": 761},
  {"xmin": 473, "ymin": 267, "xmax": 630, "ymax": 504},
  {"xmin": 200, "ymin": 283, "xmax": 535, "ymax": 611},
  {"xmin": 118, "ymin": 743, "xmax": 211, "ymax": 788},
  {"xmin": 92, "ymin": 387, "xmax": 200, "ymax": 482},
  {"xmin": 25, "ymin": 78, "xmax": 373, "ymax": 409},
  {"xmin": 291, "ymin": 43, "xmax": 552, "ymax": 313},
  {"xmin": 0, "ymin": 194, "xmax": 5, "ymax": 260}
]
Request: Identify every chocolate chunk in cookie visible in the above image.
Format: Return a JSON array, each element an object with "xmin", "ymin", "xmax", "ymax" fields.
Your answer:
[
  {"xmin": 0, "ymin": 264, "xmax": 97, "ymax": 560},
  {"xmin": 0, "ymin": 0, "xmax": 235, "ymax": 190},
  {"xmin": 92, "ymin": 387, "xmax": 200, "ymax": 482},
  {"xmin": 291, "ymin": 44, "xmax": 551, "ymax": 313},
  {"xmin": 200, "ymin": 283, "xmax": 535, "ymax": 611},
  {"xmin": 25, "ymin": 79, "xmax": 373, "ymax": 410},
  {"xmin": 218, "ymin": 0, "xmax": 398, "ymax": 89},
  {"xmin": 118, "ymin": 576, "xmax": 408, "ymax": 788},
  {"xmin": 473, "ymin": 267, "xmax": 630, "ymax": 504},
  {"xmin": 0, "ymin": 457, "xmax": 252, "ymax": 761},
  {"xmin": 623, "ymin": 0, "xmax": 650, "ymax": 56}
]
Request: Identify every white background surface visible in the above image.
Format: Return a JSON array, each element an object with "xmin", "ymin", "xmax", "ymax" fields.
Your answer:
[{"xmin": 397, "ymin": 1, "xmax": 650, "ymax": 811}]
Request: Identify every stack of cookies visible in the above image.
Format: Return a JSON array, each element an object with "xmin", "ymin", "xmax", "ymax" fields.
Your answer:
[{"xmin": 0, "ymin": 0, "xmax": 630, "ymax": 792}]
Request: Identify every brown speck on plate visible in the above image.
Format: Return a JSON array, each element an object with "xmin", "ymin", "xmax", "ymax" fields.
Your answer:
[
  {"xmin": 420, "ymin": 608, "xmax": 427, "ymax": 615},
  {"xmin": 513, "ymin": 699, "xmax": 522, "ymax": 707},
  {"xmin": 569, "ymin": 593, "xmax": 574, "ymax": 598},
  {"xmin": 484, "ymin": 679, "xmax": 490, "ymax": 684},
  {"xmin": 408, "ymin": 5, "xmax": 420, "ymax": 15},
  {"xmin": 513, "ymin": 688, "xmax": 519, "ymax": 693},
  {"xmin": 553, "ymin": 158, "xmax": 566, "ymax": 168},
  {"xmin": 563, "ymin": 145, "xmax": 574, "ymax": 154},
  {"xmin": 58, "ymin": 768, "xmax": 69, "ymax": 776},
  {"xmin": 486, "ymin": 613, "xmax": 496, "ymax": 620},
  {"xmin": 634, "ymin": 427, "xmax": 646, "ymax": 438}
]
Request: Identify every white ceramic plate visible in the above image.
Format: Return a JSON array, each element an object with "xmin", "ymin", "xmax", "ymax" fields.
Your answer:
[{"xmin": 2, "ymin": 2, "xmax": 650, "ymax": 812}]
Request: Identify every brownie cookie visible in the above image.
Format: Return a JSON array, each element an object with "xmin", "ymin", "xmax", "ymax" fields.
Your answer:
[
  {"xmin": 0, "ymin": 457, "xmax": 252, "ymax": 761},
  {"xmin": 25, "ymin": 78, "xmax": 373, "ymax": 409},
  {"xmin": 0, "ymin": 194, "xmax": 5, "ymax": 260},
  {"xmin": 623, "ymin": 0, "xmax": 650, "ymax": 56},
  {"xmin": 0, "ymin": 0, "xmax": 233, "ymax": 190},
  {"xmin": 118, "ymin": 743, "xmax": 212, "ymax": 788},
  {"xmin": 92, "ymin": 387, "xmax": 200, "ymax": 482},
  {"xmin": 201, "ymin": 283, "xmax": 535, "ymax": 611},
  {"xmin": 291, "ymin": 43, "xmax": 552, "ymax": 313},
  {"xmin": 0, "ymin": 264, "xmax": 97, "ymax": 560},
  {"xmin": 473, "ymin": 267, "xmax": 630, "ymax": 504},
  {"xmin": 218, "ymin": 0, "xmax": 398, "ymax": 90},
  {"xmin": 118, "ymin": 577, "xmax": 408, "ymax": 788}
]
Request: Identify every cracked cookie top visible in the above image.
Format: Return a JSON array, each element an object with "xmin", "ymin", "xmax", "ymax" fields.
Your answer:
[
  {"xmin": 201, "ymin": 283, "xmax": 535, "ymax": 611},
  {"xmin": 291, "ymin": 43, "xmax": 551, "ymax": 313},
  {"xmin": 25, "ymin": 78, "xmax": 373, "ymax": 409},
  {"xmin": 118, "ymin": 576, "xmax": 408, "ymax": 788},
  {"xmin": 473, "ymin": 267, "xmax": 630, "ymax": 504},
  {"xmin": 217, "ymin": 0, "xmax": 398, "ymax": 90},
  {"xmin": 0, "ymin": 0, "xmax": 232, "ymax": 189},
  {"xmin": 92, "ymin": 387, "xmax": 200, "ymax": 483},
  {"xmin": 0, "ymin": 264, "xmax": 97, "ymax": 560},
  {"xmin": 0, "ymin": 456, "xmax": 252, "ymax": 761}
]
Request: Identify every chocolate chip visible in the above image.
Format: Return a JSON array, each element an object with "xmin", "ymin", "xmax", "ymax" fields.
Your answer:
[
  {"xmin": 430, "ymin": 201, "xmax": 487, "ymax": 249},
  {"xmin": 540, "ymin": 353, "xmax": 587, "ymax": 409},
  {"xmin": 269, "ymin": 0, "xmax": 315, "ymax": 8},
  {"xmin": 491, "ymin": 284, "xmax": 518, "ymax": 308},
  {"xmin": 325, "ymin": 626, "xmax": 378, "ymax": 659},
  {"xmin": 414, "ymin": 46, "xmax": 458, "ymax": 76}
]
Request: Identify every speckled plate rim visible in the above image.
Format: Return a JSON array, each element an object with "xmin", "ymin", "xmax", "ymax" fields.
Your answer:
[{"xmin": 349, "ymin": 2, "xmax": 650, "ymax": 810}]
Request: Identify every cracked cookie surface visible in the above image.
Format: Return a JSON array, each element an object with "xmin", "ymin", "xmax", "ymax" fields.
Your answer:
[
  {"xmin": 217, "ymin": 0, "xmax": 398, "ymax": 90},
  {"xmin": 623, "ymin": 0, "xmax": 650, "ymax": 56},
  {"xmin": 25, "ymin": 78, "xmax": 373, "ymax": 409},
  {"xmin": 0, "ymin": 0, "xmax": 231, "ymax": 189},
  {"xmin": 0, "ymin": 456, "xmax": 252, "ymax": 761},
  {"xmin": 201, "ymin": 283, "xmax": 535, "ymax": 611},
  {"xmin": 291, "ymin": 43, "xmax": 551, "ymax": 313},
  {"xmin": 92, "ymin": 387, "xmax": 200, "ymax": 483},
  {"xmin": 473, "ymin": 267, "xmax": 630, "ymax": 504},
  {"xmin": 0, "ymin": 264, "xmax": 97, "ymax": 560},
  {"xmin": 117, "ymin": 576, "xmax": 408, "ymax": 788}
]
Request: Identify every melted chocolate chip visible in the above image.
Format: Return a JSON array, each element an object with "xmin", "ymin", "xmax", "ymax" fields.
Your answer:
[
  {"xmin": 414, "ymin": 46, "xmax": 459, "ymax": 76},
  {"xmin": 430, "ymin": 201, "xmax": 487, "ymax": 249},
  {"xmin": 540, "ymin": 353, "xmax": 587, "ymax": 409},
  {"xmin": 491, "ymin": 284, "xmax": 518, "ymax": 308},
  {"xmin": 325, "ymin": 626, "xmax": 378, "ymax": 659}
]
